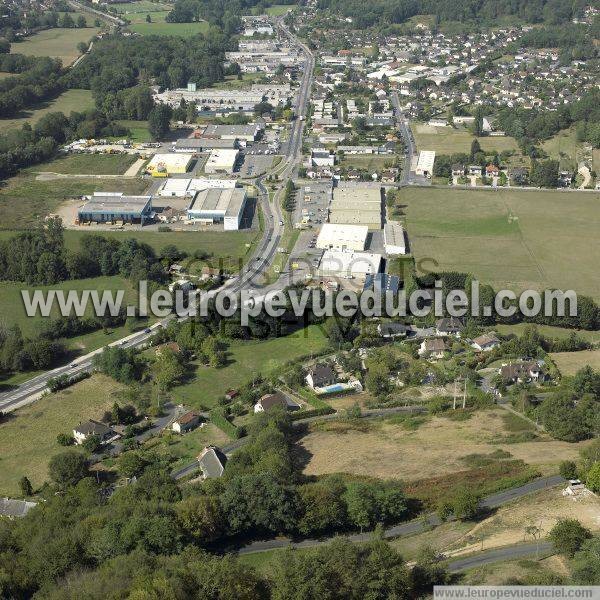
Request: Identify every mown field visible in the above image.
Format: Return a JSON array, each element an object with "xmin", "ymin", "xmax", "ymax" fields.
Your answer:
[
  {"xmin": 399, "ymin": 187, "xmax": 600, "ymax": 299},
  {"xmin": 115, "ymin": 120, "xmax": 151, "ymax": 142},
  {"xmin": 127, "ymin": 20, "xmax": 211, "ymax": 36},
  {"xmin": 170, "ymin": 325, "xmax": 329, "ymax": 409},
  {"xmin": 339, "ymin": 154, "xmax": 393, "ymax": 171},
  {"xmin": 413, "ymin": 123, "xmax": 521, "ymax": 155},
  {"xmin": 550, "ymin": 349, "xmax": 600, "ymax": 377},
  {"xmin": 9, "ymin": 27, "xmax": 100, "ymax": 66},
  {"xmin": 0, "ymin": 374, "xmax": 125, "ymax": 496},
  {"xmin": 495, "ymin": 323, "xmax": 600, "ymax": 345},
  {"xmin": 0, "ymin": 89, "xmax": 94, "ymax": 134},
  {"xmin": 26, "ymin": 153, "xmax": 138, "ymax": 175}
]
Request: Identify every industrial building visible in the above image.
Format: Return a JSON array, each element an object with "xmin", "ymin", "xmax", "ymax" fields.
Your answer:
[
  {"xmin": 146, "ymin": 153, "xmax": 193, "ymax": 176},
  {"xmin": 415, "ymin": 150, "xmax": 436, "ymax": 177},
  {"xmin": 158, "ymin": 178, "xmax": 237, "ymax": 198},
  {"xmin": 384, "ymin": 221, "xmax": 407, "ymax": 255},
  {"xmin": 204, "ymin": 148, "xmax": 240, "ymax": 174},
  {"xmin": 187, "ymin": 187, "xmax": 247, "ymax": 230},
  {"xmin": 318, "ymin": 249, "xmax": 382, "ymax": 278},
  {"xmin": 173, "ymin": 138, "xmax": 237, "ymax": 153},
  {"xmin": 316, "ymin": 223, "xmax": 368, "ymax": 252},
  {"xmin": 202, "ymin": 124, "xmax": 261, "ymax": 142},
  {"xmin": 328, "ymin": 187, "xmax": 382, "ymax": 230},
  {"xmin": 77, "ymin": 193, "xmax": 153, "ymax": 225}
]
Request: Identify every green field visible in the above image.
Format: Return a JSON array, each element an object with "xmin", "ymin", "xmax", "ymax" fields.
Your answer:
[
  {"xmin": 10, "ymin": 27, "xmax": 100, "ymax": 66},
  {"xmin": 115, "ymin": 120, "xmax": 151, "ymax": 143},
  {"xmin": 0, "ymin": 174, "xmax": 147, "ymax": 229},
  {"xmin": 0, "ymin": 275, "xmax": 137, "ymax": 337},
  {"xmin": 26, "ymin": 153, "xmax": 138, "ymax": 175},
  {"xmin": 339, "ymin": 154, "xmax": 394, "ymax": 171},
  {"xmin": 541, "ymin": 127, "xmax": 585, "ymax": 171},
  {"xmin": 265, "ymin": 4, "xmax": 296, "ymax": 15},
  {"xmin": 127, "ymin": 20, "xmax": 210, "ymax": 36},
  {"xmin": 550, "ymin": 349, "xmax": 600, "ymax": 376},
  {"xmin": 400, "ymin": 187, "xmax": 600, "ymax": 299},
  {"xmin": 0, "ymin": 374, "xmax": 125, "ymax": 495},
  {"xmin": 0, "ymin": 89, "xmax": 94, "ymax": 134},
  {"xmin": 412, "ymin": 123, "xmax": 521, "ymax": 155},
  {"xmin": 495, "ymin": 323, "xmax": 600, "ymax": 345},
  {"xmin": 211, "ymin": 73, "xmax": 264, "ymax": 91},
  {"xmin": 170, "ymin": 325, "xmax": 329, "ymax": 409}
]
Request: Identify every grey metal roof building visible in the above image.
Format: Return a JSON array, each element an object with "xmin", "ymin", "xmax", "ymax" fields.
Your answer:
[
  {"xmin": 78, "ymin": 193, "xmax": 152, "ymax": 225},
  {"xmin": 197, "ymin": 446, "xmax": 227, "ymax": 479},
  {"xmin": 173, "ymin": 137, "xmax": 237, "ymax": 152},
  {"xmin": 187, "ymin": 188, "xmax": 247, "ymax": 230},
  {"xmin": 0, "ymin": 498, "xmax": 37, "ymax": 518}
]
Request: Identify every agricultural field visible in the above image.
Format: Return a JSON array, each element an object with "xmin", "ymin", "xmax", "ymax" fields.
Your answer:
[
  {"xmin": 399, "ymin": 187, "xmax": 600, "ymax": 299},
  {"xmin": 0, "ymin": 374, "xmax": 125, "ymax": 496},
  {"xmin": 26, "ymin": 153, "xmax": 139, "ymax": 175},
  {"xmin": 300, "ymin": 409, "xmax": 586, "ymax": 485},
  {"xmin": 0, "ymin": 174, "xmax": 147, "ymax": 229},
  {"xmin": 9, "ymin": 27, "xmax": 100, "ymax": 66},
  {"xmin": 412, "ymin": 123, "xmax": 521, "ymax": 155},
  {"xmin": 265, "ymin": 4, "xmax": 296, "ymax": 15},
  {"xmin": 550, "ymin": 349, "xmax": 600, "ymax": 377},
  {"xmin": 495, "ymin": 323, "xmax": 600, "ymax": 344},
  {"xmin": 170, "ymin": 325, "xmax": 329, "ymax": 410},
  {"xmin": 0, "ymin": 89, "xmax": 94, "ymax": 134},
  {"xmin": 541, "ymin": 127, "xmax": 585, "ymax": 172},
  {"xmin": 127, "ymin": 19, "xmax": 211, "ymax": 37},
  {"xmin": 339, "ymin": 154, "xmax": 394, "ymax": 171}
]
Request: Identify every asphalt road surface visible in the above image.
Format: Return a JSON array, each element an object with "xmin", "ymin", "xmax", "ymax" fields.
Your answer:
[{"xmin": 447, "ymin": 541, "xmax": 553, "ymax": 572}]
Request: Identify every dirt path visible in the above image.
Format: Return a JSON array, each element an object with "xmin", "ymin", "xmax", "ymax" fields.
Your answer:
[
  {"xmin": 578, "ymin": 164, "xmax": 591, "ymax": 189},
  {"xmin": 124, "ymin": 158, "xmax": 146, "ymax": 177}
]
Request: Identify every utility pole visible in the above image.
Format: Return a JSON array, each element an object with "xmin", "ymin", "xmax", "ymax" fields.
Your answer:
[
  {"xmin": 462, "ymin": 378, "xmax": 467, "ymax": 409},
  {"xmin": 453, "ymin": 379, "xmax": 457, "ymax": 410}
]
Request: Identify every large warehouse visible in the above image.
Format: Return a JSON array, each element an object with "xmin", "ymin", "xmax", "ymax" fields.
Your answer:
[
  {"xmin": 187, "ymin": 188, "xmax": 247, "ymax": 230},
  {"xmin": 318, "ymin": 249, "xmax": 382, "ymax": 278},
  {"xmin": 173, "ymin": 138, "xmax": 237, "ymax": 152},
  {"xmin": 328, "ymin": 187, "xmax": 382, "ymax": 230},
  {"xmin": 158, "ymin": 178, "xmax": 237, "ymax": 198},
  {"xmin": 202, "ymin": 124, "xmax": 261, "ymax": 142},
  {"xmin": 204, "ymin": 148, "xmax": 240, "ymax": 174},
  {"xmin": 316, "ymin": 223, "xmax": 368, "ymax": 252},
  {"xmin": 383, "ymin": 221, "xmax": 407, "ymax": 255},
  {"xmin": 146, "ymin": 153, "xmax": 193, "ymax": 175},
  {"xmin": 415, "ymin": 150, "xmax": 436, "ymax": 177},
  {"xmin": 78, "ymin": 193, "xmax": 153, "ymax": 225}
]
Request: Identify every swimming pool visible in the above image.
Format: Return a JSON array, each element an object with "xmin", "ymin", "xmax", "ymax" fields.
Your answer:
[{"xmin": 321, "ymin": 383, "xmax": 347, "ymax": 393}]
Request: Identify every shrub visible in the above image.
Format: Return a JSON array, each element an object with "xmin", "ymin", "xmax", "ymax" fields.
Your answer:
[{"xmin": 549, "ymin": 519, "xmax": 592, "ymax": 557}]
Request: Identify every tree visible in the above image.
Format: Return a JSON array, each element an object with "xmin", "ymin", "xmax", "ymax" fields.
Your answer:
[
  {"xmin": 145, "ymin": 14, "xmax": 152, "ymax": 23},
  {"xmin": 77, "ymin": 41, "xmax": 88, "ymax": 54},
  {"xmin": 177, "ymin": 495, "xmax": 224, "ymax": 542},
  {"xmin": 572, "ymin": 538, "xmax": 600, "ymax": 584},
  {"xmin": 470, "ymin": 138, "xmax": 481, "ymax": 161},
  {"xmin": 82, "ymin": 434, "xmax": 102, "ymax": 454},
  {"xmin": 59, "ymin": 13, "xmax": 75, "ymax": 28},
  {"xmin": 148, "ymin": 104, "xmax": 172, "ymax": 140},
  {"xmin": 548, "ymin": 518, "xmax": 592, "ymax": 557},
  {"xmin": 559, "ymin": 460, "xmax": 578, "ymax": 480},
  {"xmin": 57, "ymin": 433, "xmax": 75, "ymax": 446},
  {"xmin": 585, "ymin": 462, "xmax": 600, "ymax": 493},
  {"xmin": 353, "ymin": 116, "xmax": 367, "ymax": 133},
  {"xmin": 76, "ymin": 15, "xmax": 87, "ymax": 27},
  {"xmin": 153, "ymin": 348, "xmax": 185, "ymax": 392},
  {"xmin": 19, "ymin": 476, "xmax": 33, "ymax": 497},
  {"xmin": 472, "ymin": 106, "xmax": 484, "ymax": 136},
  {"xmin": 450, "ymin": 487, "xmax": 480, "ymax": 520},
  {"xmin": 118, "ymin": 452, "xmax": 147, "ymax": 478},
  {"xmin": 48, "ymin": 450, "xmax": 89, "ymax": 488}
]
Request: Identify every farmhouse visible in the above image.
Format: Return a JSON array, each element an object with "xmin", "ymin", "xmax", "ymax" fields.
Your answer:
[
  {"xmin": 73, "ymin": 420, "xmax": 116, "ymax": 446},
  {"xmin": 172, "ymin": 411, "xmax": 201, "ymax": 434},
  {"xmin": 197, "ymin": 446, "xmax": 227, "ymax": 479},
  {"xmin": 316, "ymin": 223, "xmax": 368, "ymax": 252},
  {"xmin": 305, "ymin": 364, "xmax": 337, "ymax": 389},
  {"xmin": 186, "ymin": 188, "xmax": 247, "ymax": 230},
  {"xmin": 415, "ymin": 150, "xmax": 436, "ymax": 177},
  {"xmin": 384, "ymin": 221, "xmax": 407, "ymax": 255},
  {"xmin": 77, "ymin": 193, "xmax": 153, "ymax": 225}
]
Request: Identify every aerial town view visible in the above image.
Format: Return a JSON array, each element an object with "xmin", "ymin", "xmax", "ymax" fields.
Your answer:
[{"xmin": 0, "ymin": 0, "xmax": 599, "ymax": 597}]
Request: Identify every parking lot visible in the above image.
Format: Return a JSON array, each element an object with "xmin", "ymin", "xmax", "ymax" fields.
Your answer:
[{"xmin": 238, "ymin": 154, "xmax": 274, "ymax": 178}]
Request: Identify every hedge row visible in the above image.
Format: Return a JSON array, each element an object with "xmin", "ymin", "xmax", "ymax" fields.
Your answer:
[
  {"xmin": 209, "ymin": 408, "xmax": 243, "ymax": 439},
  {"xmin": 290, "ymin": 406, "xmax": 336, "ymax": 421},
  {"xmin": 47, "ymin": 371, "xmax": 91, "ymax": 393}
]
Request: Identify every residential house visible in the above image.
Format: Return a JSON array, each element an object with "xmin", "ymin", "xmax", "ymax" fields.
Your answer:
[
  {"xmin": 73, "ymin": 420, "xmax": 116, "ymax": 446},
  {"xmin": 197, "ymin": 446, "xmax": 227, "ymax": 479},
  {"xmin": 472, "ymin": 333, "xmax": 501, "ymax": 352},
  {"xmin": 305, "ymin": 364, "xmax": 337, "ymax": 389},
  {"xmin": 451, "ymin": 164, "xmax": 466, "ymax": 176},
  {"xmin": 499, "ymin": 361, "xmax": 546, "ymax": 384},
  {"xmin": 485, "ymin": 164, "xmax": 500, "ymax": 177},
  {"xmin": 0, "ymin": 498, "xmax": 37, "ymax": 519},
  {"xmin": 418, "ymin": 338, "xmax": 447, "ymax": 359},
  {"xmin": 435, "ymin": 317, "xmax": 464, "ymax": 336},
  {"xmin": 509, "ymin": 166, "xmax": 529, "ymax": 186},
  {"xmin": 377, "ymin": 322, "xmax": 408, "ymax": 339},
  {"xmin": 468, "ymin": 165, "xmax": 483, "ymax": 176},
  {"xmin": 254, "ymin": 391, "xmax": 296, "ymax": 413},
  {"xmin": 172, "ymin": 411, "xmax": 201, "ymax": 434}
]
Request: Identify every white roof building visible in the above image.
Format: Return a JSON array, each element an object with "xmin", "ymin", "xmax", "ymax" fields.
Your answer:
[
  {"xmin": 204, "ymin": 149, "xmax": 240, "ymax": 174},
  {"xmin": 384, "ymin": 221, "xmax": 407, "ymax": 255},
  {"xmin": 318, "ymin": 249, "xmax": 382, "ymax": 278},
  {"xmin": 187, "ymin": 187, "xmax": 247, "ymax": 230},
  {"xmin": 415, "ymin": 150, "xmax": 436, "ymax": 177},
  {"xmin": 146, "ymin": 153, "xmax": 193, "ymax": 174},
  {"xmin": 316, "ymin": 223, "xmax": 368, "ymax": 252},
  {"xmin": 158, "ymin": 178, "xmax": 237, "ymax": 197}
]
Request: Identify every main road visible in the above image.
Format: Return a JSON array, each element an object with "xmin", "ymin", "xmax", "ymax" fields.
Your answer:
[{"xmin": 0, "ymin": 19, "xmax": 314, "ymax": 414}]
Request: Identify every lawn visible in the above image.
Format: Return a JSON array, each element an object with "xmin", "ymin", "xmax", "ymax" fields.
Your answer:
[
  {"xmin": 0, "ymin": 89, "xmax": 94, "ymax": 134},
  {"xmin": 26, "ymin": 153, "xmax": 139, "ymax": 175},
  {"xmin": 495, "ymin": 323, "xmax": 600, "ymax": 345},
  {"xmin": 127, "ymin": 20, "xmax": 210, "ymax": 36},
  {"xmin": 265, "ymin": 4, "xmax": 296, "ymax": 15},
  {"xmin": 399, "ymin": 187, "xmax": 600, "ymax": 299},
  {"xmin": 115, "ymin": 120, "xmax": 151, "ymax": 143},
  {"xmin": 211, "ymin": 73, "xmax": 264, "ymax": 91},
  {"xmin": 339, "ymin": 155, "xmax": 394, "ymax": 171},
  {"xmin": 170, "ymin": 325, "xmax": 329, "ymax": 410},
  {"xmin": 10, "ymin": 27, "xmax": 100, "ymax": 66},
  {"xmin": 412, "ymin": 123, "xmax": 521, "ymax": 155},
  {"xmin": 0, "ymin": 374, "xmax": 125, "ymax": 495},
  {"xmin": 0, "ymin": 173, "xmax": 147, "ymax": 229},
  {"xmin": 550, "ymin": 349, "xmax": 600, "ymax": 377},
  {"xmin": 0, "ymin": 275, "xmax": 137, "ymax": 337},
  {"xmin": 541, "ymin": 127, "xmax": 582, "ymax": 171}
]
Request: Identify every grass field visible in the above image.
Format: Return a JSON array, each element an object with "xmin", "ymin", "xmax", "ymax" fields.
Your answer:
[
  {"xmin": 26, "ymin": 153, "xmax": 138, "ymax": 175},
  {"xmin": 211, "ymin": 73, "xmax": 264, "ymax": 91},
  {"xmin": 495, "ymin": 324, "xmax": 600, "ymax": 345},
  {"xmin": 0, "ymin": 174, "xmax": 147, "ymax": 229},
  {"xmin": 127, "ymin": 20, "xmax": 210, "ymax": 36},
  {"xmin": 541, "ymin": 127, "xmax": 582, "ymax": 171},
  {"xmin": 339, "ymin": 155, "xmax": 393, "ymax": 171},
  {"xmin": 300, "ymin": 409, "xmax": 585, "ymax": 483},
  {"xmin": 115, "ymin": 120, "xmax": 151, "ymax": 143},
  {"xmin": 170, "ymin": 325, "xmax": 329, "ymax": 409},
  {"xmin": 412, "ymin": 123, "xmax": 521, "ymax": 155},
  {"xmin": 0, "ymin": 275, "xmax": 137, "ymax": 337},
  {"xmin": 550, "ymin": 349, "xmax": 600, "ymax": 377},
  {"xmin": 10, "ymin": 27, "xmax": 100, "ymax": 66},
  {"xmin": 399, "ymin": 187, "xmax": 600, "ymax": 299},
  {"xmin": 0, "ymin": 374, "xmax": 125, "ymax": 495},
  {"xmin": 265, "ymin": 4, "xmax": 296, "ymax": 15},
  {"xmin": 0, "ymin": 89, "xmax": 94, "ymax": 134}
]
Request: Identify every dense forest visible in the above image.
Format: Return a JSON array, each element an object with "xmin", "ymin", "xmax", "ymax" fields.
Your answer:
[{"xmin": 315, "ymin": 0, "xmax": 588, "ymax": 28}]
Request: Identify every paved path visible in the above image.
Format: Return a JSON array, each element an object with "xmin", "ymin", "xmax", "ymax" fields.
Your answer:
[{"xmin": 447, "ymin": 541, "xmax": 553, "ymax": 572}]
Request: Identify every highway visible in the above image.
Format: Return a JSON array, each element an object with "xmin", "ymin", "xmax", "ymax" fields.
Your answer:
[{"xmin": 0, "ymin": 17, "xmax": 314, "ymax": 415}]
